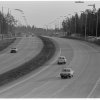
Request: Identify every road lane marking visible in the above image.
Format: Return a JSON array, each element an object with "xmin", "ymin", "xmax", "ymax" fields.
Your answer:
[
  {"xmin": 0, "ymin": 37, "xmax": 42, "ymax": 74},
  {"xmin": 24, "ymin": 39, "xmax": 91, "ymax": 98},
  {"xmin": 51, "ymin": 49, "xmax": 90, "ymax": 97},
  {"xmin": 0, "ymin": 47, "xmax": 61, "ymax": 95},
  {"xmin": 87, "ymin": 78, "xmax": 100, "ymax": 98},
  {"xmin": 0, "ymin": 38, "xmax": 31, "ymax": 74},
  {"xmin": 24, "ymin": 38, "xmax": 100, "ymax": 98},
  {"xmin": 23, "ymin": 45, "xmax": 77, "ymax": 97},
  {"xmin": 1, "ymin": 37, "xmax": 92, "ymax": 97},
  {"xmin": 22, "ymin": 81, "xmax": 51, "ymax": 97},
  {"xmin": 21, "ymin": 48, "xmax": 62, "ymax": 97}
]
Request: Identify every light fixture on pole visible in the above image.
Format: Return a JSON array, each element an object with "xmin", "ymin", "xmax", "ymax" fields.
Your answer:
[
  {"xmin": 84, "ymin": 10, "xmax": 88, "ymax": 39},
  {"xmin": 88, "ymin": 4, "xmax": 96, "ymax": 13},
  {"xmin": 74, "ymin": 12, "xmax": 77, "ymax": 34},
  {"xmin": 68, "ymin": 14, "xmax": 71, "ymax": 33},
  {"xmin": 96, "ymin": 10, "xmax": 98, "ymax": 37},
  {"xmin": 80, "ymin": 11, "xmax": 84, "ymax": 34},
  {"xmin": 75, "ymin": 1, "xmax": 84, "ymax": 3},
  {"xmin": 22, "ymin": 15, "xmax": 28, "ymax": 27},
  {"xmin": 14, "ymin": 9, "xmax": 24, "ymax": 25},
  {"xmin": 88, "ymin": 4, "xmax": 98, "ymax": 37}
]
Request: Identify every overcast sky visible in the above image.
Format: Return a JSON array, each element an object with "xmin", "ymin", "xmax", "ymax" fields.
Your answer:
[{"xmin": 0, "ymin": 1, "xmax": 100, "ymax": 28}]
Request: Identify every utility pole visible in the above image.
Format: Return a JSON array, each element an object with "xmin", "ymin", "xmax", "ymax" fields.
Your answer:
[
  {"xmin": 88, "ymin": 4, "xmax": 96, "ymax": 13},
  {"xmin": 80, "ymin": 11, "xmax": 84, "ymax": 35},
  {"xmin": 8, "ymin": 8, "xmax": 9, "ymax": 35},
  {"xmin": 88, "ymin": 4, "xmax": 97, "ymax": 37},
  {"xmin": 85, "ymin": 11, "xmax": 88, "ymax": 39},
  {"xmin": 96, "ymin": 11, "xmax": 98, "ymax": 37},
  {"xmin": 2, "ymin": 6, "xmax": 3, "ymax": 15},
  {"xmin": 0, "ymin": 7, "xmax": 2, "ymax": 36},
  {"xmin": 1, "ymin": 6, "xmax": 3, "ymax": 39},
  {"xmin": 74, "ymin": 12, "xmax": 77, "ymax": 34}
]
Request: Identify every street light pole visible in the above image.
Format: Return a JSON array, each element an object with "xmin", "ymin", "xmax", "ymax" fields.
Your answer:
[
  {"xmin": 1, "ymin": 6, "xmax": 3, "ymax": 39},
  {"xmin": 80, "ymin": 11, "xmax": 87, "ymax": 39},
  {"xmin": 14, "ymin": 9, "xmax": 28, "ymax": 26},
  {"xmin": 85, "ymin": 12, "xmax": 87, "ymax": 39},
  {"xmin": 88, "ymin": 4, "xmax": 96, "ymax": 13},
  {"xmin": 74, "ymin": 12, "xmax": 77, "ymax": 34},
  {"xmin": 22, "ymin": 15, "xmax": 28, "ymax": 27},
  {"xmin": 96, "ymin": 11, "xmax": 98, "ymax": 37},
  {"xmin": 14, "ymin": 9, "xmax": 29, "ymax": 36},
  {"xmin": 80, "ymin": 11, "xmax": 84, "ymax": 35},
  {"xmin": 68, "ymin": 14, "xmax": 71, "ymax": 34},
  {"xmin": 88, "ymin": 4, "xmax": 97, "ymax": 37}
]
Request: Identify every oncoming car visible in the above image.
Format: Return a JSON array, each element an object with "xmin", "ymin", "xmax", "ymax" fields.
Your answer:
[
  {"xmin": 57, "ymin": 56, "xmax": 67, "ymax": 64},
  {"xmin": 10, "ymin": 48, "xmax": 18, "ymax": 53},
  {"xmin": 60, "ymin": 68, "xmax": 74, "ymax": 79}
]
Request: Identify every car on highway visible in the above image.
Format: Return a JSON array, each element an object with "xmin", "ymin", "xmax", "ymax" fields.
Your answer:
[
  {"xmin": 10, "ymin": 48, "xmax": 18, "ymax": 53},
  {"xmin": 57, "ymin": 56, "xmax": 67, "ymax": 64},
  {"xmin": 60, "ymin": 68, "xmax": 74, "ymax": 79},
  {"xmin": 26, "ymin": 34, "xmax": 29, "ymax": 37},
  {"xmin": 32, "ymin": 34, "xmax": 34, "ymax": 37},
  {"xmin": 87, "ymin": 36, "xmax": 97, "ymax": 41}
]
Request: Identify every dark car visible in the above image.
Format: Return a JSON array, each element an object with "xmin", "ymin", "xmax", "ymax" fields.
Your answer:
[{"xmin": 10, "ymin": 48, "xmax": 18, "ymax": 53}]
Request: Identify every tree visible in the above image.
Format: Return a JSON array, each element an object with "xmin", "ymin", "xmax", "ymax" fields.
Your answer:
[{"xmin": 62, "ymin": 7, "xmax": 100, "ymax": 37}]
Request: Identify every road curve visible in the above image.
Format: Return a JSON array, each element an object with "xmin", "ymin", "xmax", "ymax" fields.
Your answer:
[
  {"xmin": 0, "ymin": 36, "xmax": 43, "ymax": 74},
  {"xmin": 0, "ymin": 37, "xmax": 100, "ymax": 98}
]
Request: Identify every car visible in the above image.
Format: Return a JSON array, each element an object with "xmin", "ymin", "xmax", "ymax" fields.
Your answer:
[
  {"xmin": 10, "ymin": 48, "xmax": 18, "ymax": 53},
  {"xmin": 87, "ymin": 36, "xmax": 97, "ymax": 41},
  {"xmin": 26, "ymin": 34, "xmax": 29, "ymax": 37},
  {"xmin": 95, "ymin": 37, "xmax": 100, "ymax": 40},
  {"xmin": 60, "ymin": 68, "xmax": 74, "ymax": 79},
  {"xmin": 57, "ymin": 56, "xmax": 67, "ymax": 64},
  {"xmin": 32, "ymin": 34, "xmax": 34, "ymax": 37}
]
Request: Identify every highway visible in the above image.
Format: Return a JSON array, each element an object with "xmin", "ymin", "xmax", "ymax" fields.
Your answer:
[
  {"xmin": 0, "ymin": 36, "xmax": 43, "ymax": 74},
  {"xmin": 0, "ymin": 36, "xmax": 100, "ymax": 98}
]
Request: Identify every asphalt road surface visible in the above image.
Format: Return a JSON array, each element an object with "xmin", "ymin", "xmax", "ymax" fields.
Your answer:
[
  {"xmin": 0, "ymin": 36, "xmax": 43, "ymax": 74},
  {"xmin": 0, "ymin": 37, "xmax": 100, "ymax": 98}
]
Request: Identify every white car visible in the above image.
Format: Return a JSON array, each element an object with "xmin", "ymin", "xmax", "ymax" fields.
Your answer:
[
  {"xmin": 10, "ymin": 48, "xmax": 18, "ymax": 53},
  {"xmin": 57, "ymin": 56, "xmax": 67, "ymax": 64},
  {"xmin": 60, "ymin": 68, "xmax": 74, "ymax": 79}
]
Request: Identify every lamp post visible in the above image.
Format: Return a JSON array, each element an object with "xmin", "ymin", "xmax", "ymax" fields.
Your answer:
[
  {"xmin": 96, "ymin": 10, "xmax": 98, "ymax": 37},
  {"xmin": 74, "ymin": 12, "xmax": 77, "ymax": 34},
  {"xmin": 14, "ymin": 9, "xmax": 28, "ymax": 27},
  {"xmin": 22, "ymin": 15, "xmax": 28, "ymax": 27},
  {"xmin": 75, "ymin": 1, "xmax": 84, "ymax": 3},
  {"xmin": 1, "ymin": 6, "xmax": 3, "ymax": 39},
  {"xmin": 80, "ymin": 10, "xmax": 87, "ymax": 39},
  {"xmin": 68, "ymin": 14, "xmax": 71, "ymax": 35},
  {"xmin": 88, "ymin": 4, "xmax": 98, "ymax": 37},
  {"xmin": 88, "ymin": 4, "xmax": 96, "ymax": 13},
  {"xmin": 85, "ymin": 11, "xmax": 88, "ymax": 39},
  {"xmin": 14, "ymin": 9, "xmax": 29, "ymax": 35},
  {"xmin": 80, "ymin": 11, "xmax": 84, "ymax": 35},
  {"xmin": 75, "ymin": 1, "xmax": 84, "ymax": 37}
]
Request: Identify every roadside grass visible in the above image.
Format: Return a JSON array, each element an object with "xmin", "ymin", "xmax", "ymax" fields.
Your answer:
[
  {"xmin": 0, "ymin": 36, "xmax": 56, "ymax": 86},
  {"xmin": 0, "ymin": 38, "xmax": 16, "ymax": 52},
  {"xmin": 93, "ymin": 39, "xmax": 100, "ymax": 45},
  {"xmin": 61, "ymin": 36, "xmax": 100, "ymax": 46}
]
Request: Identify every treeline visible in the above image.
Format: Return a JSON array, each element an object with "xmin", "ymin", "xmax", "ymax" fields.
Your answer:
[
  {"xmin": 15, "ymin": 25, "xmax": 55, "ymax": 36},
  {"xmin": 0, "ymin": 11, "xmax": 16, "ymax": 35},
  {"xmin": 0, "ymin": 10, "xmax": 55, "ymax": 37},
  {"xmin": 62, "ymin": 8, "xmax": 100, "ymax": 37},
  {"xmin": 0, "ymin": 11, "xmax": 45, "ymax": 36},
  {"xmin": 0, "ymin": 11, "xmax": 32, "ymax": 36}
]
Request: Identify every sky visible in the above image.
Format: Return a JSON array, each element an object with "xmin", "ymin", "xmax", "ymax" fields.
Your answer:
[{"xmin": 0, "ymin": 0, "xmax": 100, "ymax": 29}]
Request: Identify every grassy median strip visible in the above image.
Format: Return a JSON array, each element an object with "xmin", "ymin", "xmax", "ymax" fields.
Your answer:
[
  {"xmin": 0, "ymin": 36, "xmax": 56, "ymax": 86},
  {"xmin": 0, "ymin": 38, "xmax": 16, "ymax": 52}
]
